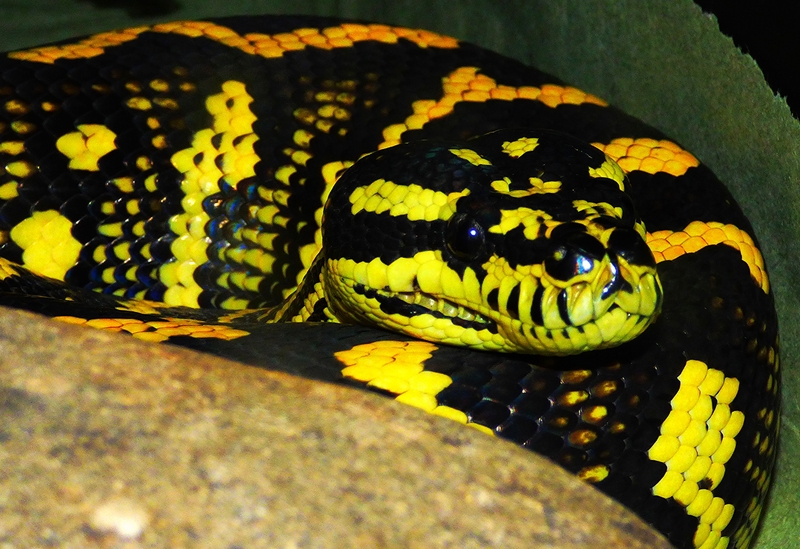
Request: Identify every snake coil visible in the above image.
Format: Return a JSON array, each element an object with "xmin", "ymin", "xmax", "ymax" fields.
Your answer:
[{"xmin": 0, "ymin": 15, "xmax": 779, "ymax": 549}]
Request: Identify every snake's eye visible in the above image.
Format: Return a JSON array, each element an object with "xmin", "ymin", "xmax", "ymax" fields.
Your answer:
[{"xmin": 446, "ymin": 213, "xmax": 485, "ymax": 260}]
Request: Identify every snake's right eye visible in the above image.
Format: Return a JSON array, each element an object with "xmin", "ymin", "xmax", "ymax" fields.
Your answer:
[{"xmin": 446, "ymin": 213, "xmax": 485, "ymax": 260}]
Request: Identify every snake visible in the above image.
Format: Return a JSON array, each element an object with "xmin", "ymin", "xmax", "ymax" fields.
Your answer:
[{"xmin": 0, "ymin": 15, "xmax": 780, "ymax": 549}]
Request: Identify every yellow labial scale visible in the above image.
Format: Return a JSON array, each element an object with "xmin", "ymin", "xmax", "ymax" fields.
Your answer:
[{"xmin": 9, "ymin": 210, "xmax": 82, "ymax": 280}]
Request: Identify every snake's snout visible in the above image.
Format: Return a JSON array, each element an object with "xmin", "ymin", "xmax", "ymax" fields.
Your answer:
[{"xmin": 539, "ymin": 225, "xmax": 662, "ymax": 335}]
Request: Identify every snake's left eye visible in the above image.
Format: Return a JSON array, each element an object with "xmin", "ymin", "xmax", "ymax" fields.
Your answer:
[{"xmin": 446, "ymin": 213, "xmax": 485, "ymax": 260}]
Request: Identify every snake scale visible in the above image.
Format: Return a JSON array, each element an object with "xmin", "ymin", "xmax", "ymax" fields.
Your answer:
[{"xmin": 0, "ymin": 15, "xmax": 780, "ymax": 549}]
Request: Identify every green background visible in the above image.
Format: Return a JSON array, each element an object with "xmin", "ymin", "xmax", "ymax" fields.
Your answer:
[{"xmin": 1, "ymin": 1, "xmax": 797, "ymax": 547}]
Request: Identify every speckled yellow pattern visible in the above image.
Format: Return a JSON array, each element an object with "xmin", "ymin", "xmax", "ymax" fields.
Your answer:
[
  {"xmin": 9, "ymin": 211, "xmax": 82, "ymax": 281},
  {"xmin": 348, "ymin": 179, "xmax": 470, "ymax": 222}
]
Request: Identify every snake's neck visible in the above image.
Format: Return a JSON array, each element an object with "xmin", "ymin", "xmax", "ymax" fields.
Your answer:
[{"xmin": 258, "ymin": 253, "xmax": 336, "ymax": 324}]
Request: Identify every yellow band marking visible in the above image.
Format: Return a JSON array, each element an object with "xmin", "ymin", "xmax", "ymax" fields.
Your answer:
[
  {"xmin": 55, "ymin": 124, "xmax": 117, "ymax": 171},
  {"xmin": 9, "ymin": 21, "xmax": 458, "ymax": 64},
  {"xmin": 9, "ymin": 210, "xmax": 82, "ymax": 281},
  {"xmin": 334, "ymin": 340, "xmax": 493, "ymax": 435},
  {"xmin": 647, "ymin": 359, "xmax": 743, "ymax": 549},
  {"xmin": 53, "ymin": 315, "xmax": 250, "ymax": 342},
  {"xmin": 647, "ymin": 221, "xmax": 768, "ymax": 293},
  {"xmin": 8, "ymin": 26, "xmax": 150, "ymax": 63},
  {"xmin": 349, "ymin": 178, "xmax": 470, "ymax": 222},
  {"xmin": 593, "ymin": 137, "xmax": 699, "ymax": 177},
  {"xmin": 166, "ymin": 79, "xmax": 261, "ymax": 308},
  {"xmin": 379, "ymin": 67, "xmax": 608, "ymax": 149}
]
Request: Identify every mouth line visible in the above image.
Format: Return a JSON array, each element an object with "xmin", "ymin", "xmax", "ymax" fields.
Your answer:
[{"xmin": 352, "ymin": 283, "xmax": 496, "ymax": 332}]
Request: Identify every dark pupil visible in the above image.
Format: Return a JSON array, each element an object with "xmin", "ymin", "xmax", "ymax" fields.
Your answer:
[{"xmin": 446, "ymin": 213, "xmax": 485, "ymax": 260}]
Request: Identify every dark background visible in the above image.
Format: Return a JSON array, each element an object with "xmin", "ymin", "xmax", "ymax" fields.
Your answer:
[{"xmin": 694, "ymin": 0, "xmax": 800, "ymax": 117}]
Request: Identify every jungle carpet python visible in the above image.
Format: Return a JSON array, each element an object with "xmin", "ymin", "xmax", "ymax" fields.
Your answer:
[{"xmin": 0, "ymin": 15, "xmax": 780, "ymax": 549}]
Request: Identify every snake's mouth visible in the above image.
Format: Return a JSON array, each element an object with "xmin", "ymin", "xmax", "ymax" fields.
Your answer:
[{"xmin": 353, "ymin": 284, "xmax": 496, "ymax": 332}]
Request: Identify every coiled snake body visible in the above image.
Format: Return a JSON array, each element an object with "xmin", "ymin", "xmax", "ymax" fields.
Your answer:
[{"xmin": 0, "ymin": 15, "xmax": 779, "ymax": 549}]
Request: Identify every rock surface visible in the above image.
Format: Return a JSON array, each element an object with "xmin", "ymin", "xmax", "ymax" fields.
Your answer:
[{"xmin": 0, "ymin": 306, "xmax": 670, "ymax": 548}]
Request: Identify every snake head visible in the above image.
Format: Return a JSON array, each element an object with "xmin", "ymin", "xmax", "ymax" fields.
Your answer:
[{"xmin": 322, "ymin": 129, "xmax": 662, "ymax": 355}]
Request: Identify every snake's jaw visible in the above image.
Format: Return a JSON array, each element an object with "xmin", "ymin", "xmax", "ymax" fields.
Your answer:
[{"xmin": 323, "ymin": 239, "xmax": 662, "ymax": 355}]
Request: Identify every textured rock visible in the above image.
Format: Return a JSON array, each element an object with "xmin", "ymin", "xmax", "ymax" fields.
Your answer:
[{"xmin": 0, "ymin": 306, "xmax": 670, "ymax": 548}]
